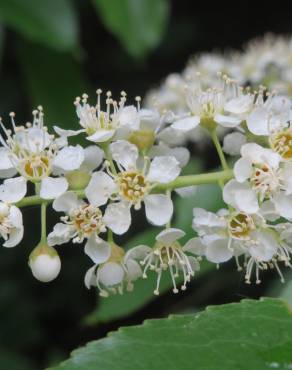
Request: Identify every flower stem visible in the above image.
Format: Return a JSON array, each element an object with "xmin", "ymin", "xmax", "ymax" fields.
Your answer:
[
  {"xmin": 40, "ymin": 201, "xmax": 47, "ymax": 244},
  {"xmin": 210, "ymin": 129, "xmax": 229, "ymax": 171},
  {"xmin": 15, "ymin": 169, "xmax": 233, "ymax": 209}
]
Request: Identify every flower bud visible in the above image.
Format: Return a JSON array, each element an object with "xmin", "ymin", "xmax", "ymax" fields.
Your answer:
[
  {"xmin": 29, "ymin": 244, "xmax": 61, "ymax": 283},
  {"xmin": 65, "ymin": 170, "xmax": 91, "ymax": 190},
  {"xmin": 128, "ymin": 129, "xmax": 155, "ymax": 152}
]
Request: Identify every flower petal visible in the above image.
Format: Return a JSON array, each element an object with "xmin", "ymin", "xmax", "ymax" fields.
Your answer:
[
  {"xmin": 84, "ymin": 265, "xmax": 97, "ymax": 289},
  {"xmin": 85, "ymin": 171, "xmax": 116, "ymax": 206},
  {"xmin": 144, "ymin": 194, "xmax": 173, "ymax": 226},
  {"xmin": 147, "ymin": 156, "xmax": 180, "ymax": 184},
  {"xmin": 84, "ymin": 236, "xmax": 111, "ymax": 264},
  {"xmin": 98, "ymin": 262, "xmax": 125, "ymax": 286},
  {"xmin": 53, "ymin": 145, "xmax": 85, "ymax": 172},
  {"xmin": 0, "ymin": 177, "xmax": 27, "ymax": 203},
  {"xmin": 246, "ymin": 107, "xmax": 269, "ymax": 135},
  {"xmin": 52, "ymin": 191, "xmax": 83, "ymax": 213},
  {"xmin": 3, "ymin": 226, "xmax": 24, "ymax": 247},
  {"xmin": 223, "ymin": 132, "xmax": 246, "ymax": 156},
  {"xmin": 155, "ymin": 228, "xmax": 185, "ymax": 246},
  {"xmin": 171, "ymin": 116, "xmax": 200, "ymax": 132},
  {"xmin": 40, "ymin": 177, "xmax": 68, "ymax": 199},
  {"xmin": 87, "ymin": 129, "xmax": 115, "ymax": 143},
  {"xmin": 205, "ymin": 237, "xmax": 233, "ymax": 263},
  {"xmin": 80, "ymin": 146, "xmax": 104, "ymax": 172},
  {"xmin": 47, "ymin": 223, "xmax": 75, "ymax": 246},
  {"xmin": 110, "ymin": 140, "xmax": 138, "ymax": 170},
  {"xmin": 234, "ymin": 158, "xmax": 253, "ymax": 183},
  {"xmin": 104, "ymin": 202, "xmax": 131, "ymax": 235},
  {"xmin": 214, "ymin": 114, "xmax": 242, "ymax": 128},
  {"xmin": 182, "ymin": 237, "xmax": 206, "ymax": 256}
]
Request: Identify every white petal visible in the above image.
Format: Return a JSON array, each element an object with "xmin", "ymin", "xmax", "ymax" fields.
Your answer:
[
  {"xmin": 205, "ymin": 237, "xmax": 233, "ymax": 263},
  {"xmin": 98, "ymin": 262, "xmax": 125, "ymax": 286},
  {"xmin": 175, "ymin": 186, "xmax": 197, "ymax": 198},
  {"xmin": 0, "ymin": 168, "xmax": 18, "ymax": 179},
  {"xmin": 139, "ymin": 108, "xmax": 160, "ymax": 131},
  {"xmin": 54, "ymin": 126, "xmax": 84, "ymax": 137},
  {"xmin": 171, "ymin": 116, "xmax": 200, "ymax": 132},
  {"xmin": 147, "ymin": 156, "xmax": 180, "ymax": 184},
  {"xmin": 249, "ymin": 231, "xmax": 277, "ymax": 261},
  {"xmin": 84, "ymin": 236, "xmax": 111, "ymax": 264},
  {"xmin": 110, "ymin": 140, "xmax": 138, "ymax": 170},
  {"xmin": 124, "ymin": 245, "xmax": 152, "ymax": 262},
  {"xmin": 156, "ymin": 228, "xmax": 185, "ymax": 245},
  {"xmin": 53, "ymin": 145, "xmax": 85, "ymax": 172},
  {"xmin": 223, "ymin": 180, "xmax": 259, "ymax": 213},
  {"xmin": 118, "ymin": 106, "xmax": 140, "ymax": 129},
  {"xmin": 214, "ymin": 114, "xmax": 241, "ymax": 128},
  {"xmin": 40, "ymin": 177, "xmax": 68, "ymax": 199},
  {"xmin": 125, "ymin": 259, "xmax": 142, "ymax": 280},
  {"xmin": 0, "ymin": 177, "xmax": 27, "ymax": 203},
  {"xmin": 182, "ymin": 237, "xmax": 206, "ymax": 256},
  {"xmin": 283, "ymin": 162, "xmax": 292, "ymax": 195},
  {"xmin": 241, "ymin": 143, "xmax": 281, "ymax": 167},
  {"xmin": 52, "ymin": 191, "xmax": 83, "ymax": 213},
  {"xmin": 87, "ymin": 129, "xmax": 115, "ymax": 143},
  {"xmin": 224, "ymin": 95, "xmax": 253, "ymax": 114},
  {"xmin": 80, "ymin": 146, "xmax": 104, "ymax": 172},
  {"xmin": 246, "ymin": 107, "xmax": 269, "ymax": 135},
  {"xmin": 47, "ymin": 223, "xmax": 75, "ymax": 246},
  {"xmin": 8, "ymin": 205, "xmax": 23, "ymax": 228},
  {"xmin": 0, "ymin": 147, "xmax": 14, "ymax": 170},
  {"xmin": 104, "ymin": 202, "xmax": 131, "ymax": 235},
  {"xmin": 234, "ymin": 158, "xmax": 253, "ymax": 182},
  {"xmin": 273, "ymin": 194, "xmax": 292, "ymax": 220},
  {"xmin": 3, "ymin": 226, "xmax": 23, "ymax": 247},
  {"xmin": 144, "ymin": 194, "xmax": 173, "ymax": 226},
  {"xmin": 223, "ymin": 132, "xmax": 246, "ymax": 156},
  {"xmin": 84, "ymin": 265, "xmax": 97, "ymax": 289},
  {"xmin": 85, "ymin": 171, "xmax": 116, "ymax": 206},
  {"xmin": 260, "ymin": 201, "xmax": 280, "ymax": 222}
]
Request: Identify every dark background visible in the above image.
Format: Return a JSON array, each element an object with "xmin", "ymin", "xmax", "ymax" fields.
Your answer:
[{"xmin": 0, "ymin": 2, "xmax": 291, "ymax": 369}]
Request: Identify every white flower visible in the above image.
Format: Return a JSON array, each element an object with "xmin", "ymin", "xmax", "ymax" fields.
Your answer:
[
  {"xmin": 85, "ymin": 140, "xmax": 181, "ymax": 227},
  {"xmin": 192, "ymin": 207, "xmax": 290, "ymax": 283},
  {"xmin": 170, "ymin": 75, "xmax": 253, "ymax": 134},
  {"xmin": 125, "ymin": 228, "xmax": 200, "ymax": 295},
  {"xmin": 246, "ymin": 94, "xmax": 291, "ymax": 136},
  {"xmin": 54, "ymin": 90, "xmax": 142, "ymax": 143},
  {"xmin": 48, "ymin": 192, "xmax": 130, "ymax": 263},
  {"xmin": 0, "ymin": 202, "xmax": 23, "ymax": 247},
  {"xmin": 85, "ymin": 242, "xmax": 142, "ymax": 297},
  {"xmin": 0, "ymin": 108, "xmax": 84, "ymax": 201}
]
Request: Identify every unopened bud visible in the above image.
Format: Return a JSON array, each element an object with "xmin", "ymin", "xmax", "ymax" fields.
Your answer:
[
  {"xmin": 65, "ymin": 170, "xmax": 91, "ymax": 190},
  {"xmin": 128, "ymin": 130, "xmax": 155, "ymax": 152},
  {"xmin": 29, "ymin": 244, "xmax": 61, "ymax": 283}
]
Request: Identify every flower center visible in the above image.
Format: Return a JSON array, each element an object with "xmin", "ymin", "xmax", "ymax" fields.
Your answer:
[
  {"xmin": 70, "ymin": 204, "xmax": 105, "ymax": 238},
  {"xmin": 22, "ymin": 154, "xmax": 51, "ymax": 180},
  {"xmin": 270, "ymin": 129, "xmax": 292, "ymax": 159},
  {"xmin": 250, "ymin": 164, "xmax": 282, "ymax": 200},
  {"xmin": 228, "ymin": 212, "xmax": 255, "ymax": 239},
  {"xmin": 117, "ymin": 171, "xmax": 149, "ymax": 206}
]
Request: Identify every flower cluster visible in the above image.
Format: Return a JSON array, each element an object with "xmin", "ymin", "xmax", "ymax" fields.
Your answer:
[{"xmin": 1, "ymin": 34, "xmax": 292, "ymax": 298}]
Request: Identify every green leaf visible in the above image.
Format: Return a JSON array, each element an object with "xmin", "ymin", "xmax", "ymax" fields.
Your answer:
[
  {"xmin": 18, "ymin": 42, "xmax": 90, "ymax": 130},
  {"xmin": 48, "ymin": 298, "xmax": 292, "ymax": 370},
  {"xmin": 0, "ymin": 0, "xmax": 78, "ymax": 51},
  {"xmin": 92, "ymin": 0, "xmax": 170, "ymax": 58},
  {"xmin": 85, "ymin": 181, "xmax": 224, "ymax": 324}
]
